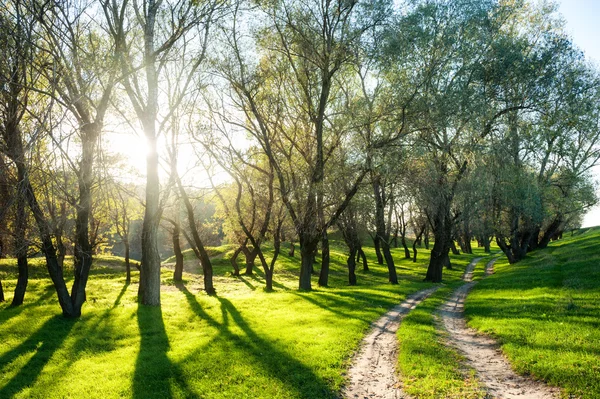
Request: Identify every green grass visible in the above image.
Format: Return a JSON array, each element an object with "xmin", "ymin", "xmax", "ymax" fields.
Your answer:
[
  {"xmin": 396, "ymin": 248, "xmax": 496, "ymax": 399},
  {"xmin": 0, "ymin": 239, "xmax": 487, "ymax": 398},
  {"xmin": 163, "ymin": 244, "xmax": 238, "ymax": 264},
  {"xmin": 466, "ymin": 227, "xmax": 600, "ymax": 399}
]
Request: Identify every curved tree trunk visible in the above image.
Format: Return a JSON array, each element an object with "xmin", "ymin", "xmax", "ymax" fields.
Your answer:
[
  {"xmin": 358, "ymin": 247, "xmax": 368, "ymax": 271},
  {"xmin": 372, "ymin": 235, "xmax": 384, "ymax": 264},
  {"xmin": 401, "ymin": 235, "xmax": 411, "ymax": 259},
  {"xmin": 230, "ymin": 244, "xmax": 243, "ymax": 276},
  {"xmin": 24, "ymin": 177, "xmax": 75, "ymax": 316}
]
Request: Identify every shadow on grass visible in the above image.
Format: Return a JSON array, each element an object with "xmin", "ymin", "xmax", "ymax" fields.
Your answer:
[
  {"xmin": 0, "ymin": 315, "xmax": 76, "ymax": 397},
  {"xmin": 133, "ymin": 303, "xmax": 200, "ymax": 399},
  {"xmin": 0, "ymin": 285, "xmax": 57, "ymax": 325},
  {"xmin": 177, "ymin": 284, "xmax": 338, "ymax": 399}
]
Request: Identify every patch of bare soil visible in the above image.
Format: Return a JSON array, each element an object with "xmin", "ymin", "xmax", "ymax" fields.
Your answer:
[
  {"xmin": 343, "ymin": 286, "xmax": 439, "ymax": 399},
  {"xmin": 440, "ymin": 257, "xmax": 560, "ymax": 399}
]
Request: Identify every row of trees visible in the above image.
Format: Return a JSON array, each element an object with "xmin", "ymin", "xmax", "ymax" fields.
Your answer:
[{"xmin": 0, "ymin": 0, "xmax": 598, "ymax": 316}]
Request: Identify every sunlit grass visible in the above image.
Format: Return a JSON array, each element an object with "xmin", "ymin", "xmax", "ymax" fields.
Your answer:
[
  {"xmin": 0, "ymin": 238, "xmax": 486, "ymax": 398},
  {"xmin": 466, "ymin": 227, "xmax": 600, "ymax": 399},
  {"xmin": 396, "ymin": 247, "xmax": 495, "ymax": 399}
]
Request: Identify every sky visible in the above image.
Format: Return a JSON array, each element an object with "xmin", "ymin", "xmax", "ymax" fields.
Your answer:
[{"xmin": 557, "ymin": 0, "xmax": 600, "ymax": 227}]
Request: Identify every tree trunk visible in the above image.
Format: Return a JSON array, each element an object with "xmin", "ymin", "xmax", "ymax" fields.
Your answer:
[
  {"xmin": 71, "ymin": 123, "xmax": 101, "ymax": 317},
  {"xmin": 424, "ymin": 229, "xmax": 430, "ymax": 249},
  {"xmin": 124, "ymin": 239, "xmax": 131, "ymax": 284},
  {"xmin": 425, "ymin": 211, "xmax": 451, "ymax": 283},
  {"xmin": 528, "ymin": 226, "xmax": 541, "ymax": 252},
  {"xmin": 481, "ymin": 235, "xmax": 491, "ymax": 253},
  {"xmin": 299, "ymin": 237, "xmax": 317, "ymax": 290},
  {"xmin": 288, "ymin": 242, "xmax": 295, "ymax": 257},
  {"xmin": 318, "ymin": 230, "xmax": 330, "ymax": 287},
  {"xmin": 373, "ymin": 176, "xmax": 397, "ymax": 283},
  {"xmin": 538, "ymin": 216, "xmax": 562, "ymax": 249},
  {"xmin": 139, "ymin": 131, "xmax": 162, "ymax": 305},
  {"xmin": 0, "ymin": 280, "xmax": 4, "ymax": 302},
  {"xmin": 347, "ymin": 247, "xmax": 357, "ymax": 286},
  {"xmin": 373, "ymin": 235, "xmax": 384, "ymax": 264},
  {"xmin": 230, "ymin": 245, "xmax": 243, "ymax": 276},
  {"xmin": 243, "ymin": 247, "xmax": 258, "ymax": 275},
  {"xmin": 12, "ymin": 168, "xmax": 28, "ymax": 307},
  {"xmin": 172, "ymin": 223, "xmax": 184, "ymax": 282},
  {"xmin": 450, "ymin": 240, "xmax": 460, "ymax": 255},
  {"xmin": 401, "ymin": 235, "xmax": 411, "ymax": 259},
  {"xmin": 413, "ymin": 226, "xmax": 425, "ymax": 263},
  {"xmin": 23, "ymin": 177, "xmax": 75, "ymax": 316},
  {"xmin": 496, "ymin": 236, "xmax": 517, "ymax": 264},
  {"xmin": 358, "ymin": 247, "xmax": 368, "ymax": 271},
  {"xmin": 56, "ymin": 233, "xmax": 66, "ymax": 269}
]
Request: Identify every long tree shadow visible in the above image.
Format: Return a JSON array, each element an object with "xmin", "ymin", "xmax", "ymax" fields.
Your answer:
[
  {"xmin": 177, "ymin": 284, "xmax": 337, "ymax": 398},
  {"xmin": 0, "ymin": 315, "xmax": 76, "ymax": 397},
  {"xmin": 133, "ymin": 304, "xmax": 199, "ymax": 399},
  {"xmin": 0, "ymin": 286, "xmax": 56, "ymax": 325},
  {"xmin": 70, "ymin": 282, "xmax": 130, "ymax": 355}
]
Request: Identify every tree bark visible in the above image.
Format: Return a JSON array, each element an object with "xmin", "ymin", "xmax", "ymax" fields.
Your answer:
[
  {"xmin": 450, "ymin": 240, "xmax": 460, "ymax": 255},
  {"xmin": 401, "ymin": 235, "xmax": 411, "ymax": 259},
  {"xmin": 11, "ymin": 165, "xmax": 28, "ymax": 307},
  {"xmin": 172, "ymin": 223, "xmax": 184, "ymax": 282},
  {"xmin": 425, "ymin": 208, "xmax": 452, "ymax": 283},
  {"xmin": 71, "ymin": 123, "xmax": 100, "ymax": 316},
  {"xmin": 288, "ymin": 242, "xmax": 295, "ymax": 257},
  {"xmin": 373, "ymin": 175, "xmax": 397, "ymax": 283},
  {"xmin": 124, "ymin": 238, "xmax": 131, "ymax": 284},
  {"xmin": 230, "ymin": 244, "xmax": 243, "ymax": 276},
  {"xmin": 23, "ymin": 177, "xmax": 75, "ymax": 316},
  {"xmin": 176, "ymin": 175, "xmax": 215, "ymax": 295},
  {"xmin": 347, "ymin": 247, "xmax": 357, "ymax": 286},
  {"xmin": 412, "ymin": 225, "xmax": 425, "ymax": 263},
  {"xmin": 538, "ymin": 216, "xmax": 562, "ymax": 249},
  {"xmin": 358, "ymin": 247, "xmax": 368, "ymax": 271},
  {"xmin": 299, "ymin": 238, "xmax": 317, "ymax": 290},
  {"xmin": 242, "ymin": 246, "xmax": 257, "ymax": 275},
  {"xmin": 318, "ymin": 230, "xmax": 330, "ymax": 287},
  {"xmin": 372, "ymin": 235, "xmax": 384, "ymax": 264}
]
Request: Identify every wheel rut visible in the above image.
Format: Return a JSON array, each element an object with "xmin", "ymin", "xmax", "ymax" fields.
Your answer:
[
  {"xmin": 344, "ymin": 286, "xmax": 439, "ymax": 399},
  {"xmin": 440, "ymin": 257, "xmax": 560, "ymax": 399}
]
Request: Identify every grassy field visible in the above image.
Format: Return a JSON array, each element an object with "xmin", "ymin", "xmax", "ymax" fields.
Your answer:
[
  {"xmin": 466, "ymin": 227, "xmax": 600, "ymax": 399},
  {"xmin": 0, "ymin": 239, "xmax": 480, "ymax": 399}
]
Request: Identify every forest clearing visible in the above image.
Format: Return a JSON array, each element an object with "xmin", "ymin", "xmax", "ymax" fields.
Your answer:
[
  {"xmin": 1, "ymin": 227, "xmax": 599, "ymax": 398},
  {"xmin": 1, "ymin": 0, "xmax": 600, "ymax": 398}
]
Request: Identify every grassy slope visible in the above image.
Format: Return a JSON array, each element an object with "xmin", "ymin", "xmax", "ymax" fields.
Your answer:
[
  {"xmin": 0, "ymin": 240, "xmax": 478, "ymax": 399},
  {"xmin": 397, "ymin": 250, "xmax": 496, "ymax": 399},
  {"xmin": 466, "ymin": 227, "xmax": 600, "ymax": 399}
]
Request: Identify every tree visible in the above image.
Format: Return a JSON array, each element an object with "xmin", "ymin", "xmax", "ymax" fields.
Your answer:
[
  {"xmin": 217, "ymin": 0, "xmax": 391, "ymax": 290},
  {"xmin": 102, "ymin": 0, "xmax": 221, "ymax": 304}
]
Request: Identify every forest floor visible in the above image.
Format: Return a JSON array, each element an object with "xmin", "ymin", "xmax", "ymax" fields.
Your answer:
[{"xmin": 0, "ymin": 228, "xmax": 599, "ymax": 398}]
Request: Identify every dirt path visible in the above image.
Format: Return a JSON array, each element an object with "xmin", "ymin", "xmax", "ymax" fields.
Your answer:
[
  {"xmin": 344, "ymin": 286, "xmax": 439, "ymax": 399},
  {"xmin": 440, "ymin": 257, "xmax": 560, "ymax": 399}
]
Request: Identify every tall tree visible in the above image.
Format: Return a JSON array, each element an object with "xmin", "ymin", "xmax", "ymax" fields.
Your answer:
[{"xmin": 102, "ymin": 0, "xmax": 220, "ymax": 304}]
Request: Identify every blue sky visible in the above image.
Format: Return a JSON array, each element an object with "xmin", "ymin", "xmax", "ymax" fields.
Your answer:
[{"xmin": 557, "ymin": 0, "xmax": 600, "ymax": 227}]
